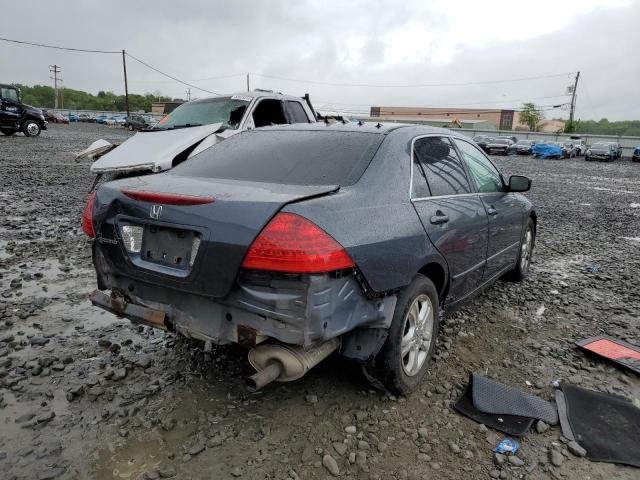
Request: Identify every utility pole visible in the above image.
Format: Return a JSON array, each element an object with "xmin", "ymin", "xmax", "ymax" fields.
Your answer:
[
  {"xmin": 122, "ymin": 50, "xmax": 130, "ymax": 117},
  {"xmin": 186, "ymin": 88, "xmax": 191, "ymax": 101},
  {"xmin": 246, "ymin": 73, "xmax": 250, "ymax": 92},
  {"xmin": 49, "ymin": 64, "xmax": 61, "ymax": 109},
  {"xmin": 568, "ymin": 71, "xmax": 580, "ymax": 126}
]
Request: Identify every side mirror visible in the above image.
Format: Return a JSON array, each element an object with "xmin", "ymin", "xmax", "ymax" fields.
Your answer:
[{"xmin": 508, "ymin": 175, "xmax": 531, "ymax": 192}]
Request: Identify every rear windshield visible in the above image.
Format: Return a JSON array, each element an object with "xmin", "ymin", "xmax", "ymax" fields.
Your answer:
[{"xmin": 170, "ymin": 130, "xmax": 383, "ymax": 186}]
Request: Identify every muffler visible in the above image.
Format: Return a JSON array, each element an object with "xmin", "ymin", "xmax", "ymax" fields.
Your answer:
[{"xmin": 246, "ymin": 337, "xmax": 341, "ymax": 391}]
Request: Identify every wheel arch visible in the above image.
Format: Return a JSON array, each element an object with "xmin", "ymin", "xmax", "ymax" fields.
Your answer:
[{"xmin": 417, "ymin": 261, "xmax": 449, "ymax": 302}]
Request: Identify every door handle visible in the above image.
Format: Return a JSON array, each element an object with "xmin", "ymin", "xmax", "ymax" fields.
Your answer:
[
  {"xmin": 487, "ymin": 207, "xmax": 498, "ymax": 216},
  {"xmin": 430, "ymin": 214, "xmax": 449, "ymax": 225}
]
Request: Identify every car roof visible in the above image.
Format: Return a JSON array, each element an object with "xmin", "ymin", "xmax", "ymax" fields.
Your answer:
[
  {"xmin": 192, "ymin": 90, "xmax": 311, "ymax": 103},
  {"xmin": 256, "ymin": 122, "xmax": 473, "ymax": 140},
  {"xmin": 0, "ymin": 83, "xmax": 17, "ymax": 89}
]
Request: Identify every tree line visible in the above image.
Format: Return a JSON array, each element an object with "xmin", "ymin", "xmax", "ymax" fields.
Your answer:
[{"xmin": 13, "ymin": 84, "xmax": 175, "ymax": 113}]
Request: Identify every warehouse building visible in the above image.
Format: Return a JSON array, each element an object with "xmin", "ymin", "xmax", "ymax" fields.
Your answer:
[{"xmin": 370, "ymin": 106, "xmax": 515, "ymax": 130}]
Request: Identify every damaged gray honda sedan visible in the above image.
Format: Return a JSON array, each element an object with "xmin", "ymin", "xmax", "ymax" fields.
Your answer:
[{"xmin": 84, "ymin": 123, "xmax": 536, "ymax": 394}]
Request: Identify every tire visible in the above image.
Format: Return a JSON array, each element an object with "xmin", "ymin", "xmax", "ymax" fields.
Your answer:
[
  {"xmin": 585, "ymin": 155, "xmax": 591, "ymax": 162},
  {"xmin": 1, "ymin": 129, "xmax": 16, "ymax": 136},
  {"xmin": 22, "ymin": 120, "xmax": 41, "ymax": 137},
  {"xmin": 504, "ymin": 218, "xmax": 535, "ymax": 282},
  {"xmin": 368, "ymin": 275, "xmax": 439, "ymax": 395}
]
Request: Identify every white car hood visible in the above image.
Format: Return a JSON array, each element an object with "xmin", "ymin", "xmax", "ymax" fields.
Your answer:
[{"xmin": 90, "ymin": 123, "xmax": 222, "ymax": 174}]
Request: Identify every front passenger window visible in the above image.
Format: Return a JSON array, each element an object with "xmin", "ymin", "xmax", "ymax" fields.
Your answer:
[{"xmin": 454, "ymin": 139, "xmax": 504, "ymax": 193}]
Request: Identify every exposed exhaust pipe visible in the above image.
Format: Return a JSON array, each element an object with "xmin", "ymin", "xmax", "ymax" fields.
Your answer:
[{"xmin": 246, "ymin": 337, "xmax": 340, "ymax": 391}]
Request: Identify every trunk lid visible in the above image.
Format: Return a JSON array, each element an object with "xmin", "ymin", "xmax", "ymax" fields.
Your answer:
[
  {"xmin": 90, "ymin": 123, "xmax": 223, "ymax": 174},
  {"xmin": 93, "ymin": 173, "xmax": 338, "ymax": 298}
]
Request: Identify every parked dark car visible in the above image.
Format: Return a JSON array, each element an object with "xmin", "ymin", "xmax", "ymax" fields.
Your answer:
[
  {"xmin": 507, "ymin": 139, "xmax": 537, "ymax": 155},
  {"xmin": 0, "ymin": 83, "xmax": 47, "ymax": 136},
  {"xmin": 84, "ymin": 124, "xmax": 536, "ymax": 394},
  {"xmin": 44, "ymin": 111, "xmax": 69, "ymax": 124},
  {"xmin": 633, "ymin": 146, "xmax": 640, "ymax": 163},
  {"xmin": 124, "ymin": 113, "xmax": 155, "ymax": 131},
  {"xmin": 485, "ymin": 138, "xmax": 513, "ymax": 155},
  {"xmin": 602, "ymin": 142, "xmax": 622, "ymax": 159},
  {"xmin": 585, "ymin": 142, "xmax": 616, "ymax": 162},
  {"xmin": 472, "ymin": 135, "xmax": 493, "ymax": 151}
]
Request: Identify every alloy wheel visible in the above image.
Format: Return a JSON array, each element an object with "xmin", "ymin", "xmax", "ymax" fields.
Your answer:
[{"xmin": 400, "ymin": 294, "xmax": 434, "ymax": 376}]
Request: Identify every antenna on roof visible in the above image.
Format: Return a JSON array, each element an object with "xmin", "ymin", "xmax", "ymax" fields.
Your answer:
[
  {"xmin": 358, "ymin": 120, "xmax": 363, "ymax": 126},
  {"xmin": 376, "ymin": 122, "xmax": 382, "ymax": 128}
]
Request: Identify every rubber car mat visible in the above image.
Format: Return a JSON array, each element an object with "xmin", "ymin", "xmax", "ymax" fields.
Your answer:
[
  {"xmin": 576, "ymin": 335, "xmax": 640, "ymax": 375},
  {"xmin": 554, "ymin": 389, "xmax": 575, "ymax": 441},
  {"xmin": 470, "ymin": 373, "xmax": 558, "ymax": 425},
  {"xmin": 453, "ymin": 374, "xmax": 534, "ymax": 436},
  {"xmin": 562, "ymin": 383, "xmax": 640, "ymax": 468}
]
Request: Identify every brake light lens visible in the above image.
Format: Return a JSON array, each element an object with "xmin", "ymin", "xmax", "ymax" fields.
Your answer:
[
  {"xmin": 82, "ymin": 191, "xmax": 97, "ymax": 238},
  {"xmin": 121, "ymin": 189, "xmax": 214, "ymax": 205},
  {"xmin": 242, "ymin": 212, "xmax": 355, "ymax": 273}
]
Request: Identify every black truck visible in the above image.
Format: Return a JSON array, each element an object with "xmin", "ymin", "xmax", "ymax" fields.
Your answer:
[{"xmin": 0, "ymin": 84, "xmax": 47, "ymax": 137}]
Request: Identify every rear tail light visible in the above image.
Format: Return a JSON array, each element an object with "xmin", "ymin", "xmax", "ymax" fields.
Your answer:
[
  {"xmin": 242, "ymin": 212, "xmax": 355, "ymax": 273},
  {"xmin": 82, "ymin": 191, "xmax": 97, "ymax": 238},
  {"xmin": 120, "ymin": 224, "xmax": 144, "ymax": 253},
  {"xmin": 121, "ymin": 189, "xmax": 214, "ymax": 205}
]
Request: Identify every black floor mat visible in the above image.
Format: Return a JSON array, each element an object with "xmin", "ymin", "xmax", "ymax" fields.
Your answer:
[
  {"xmin": 454, "ymin": 375, "xmax": 534, "ymax": 436},
  {"xmin": 562, "ymin": 384, "xmax": 640, "ymax": 468},
  {"xmin": 471, "ymin": 373, "xmax": 558, "ymax": 425}
]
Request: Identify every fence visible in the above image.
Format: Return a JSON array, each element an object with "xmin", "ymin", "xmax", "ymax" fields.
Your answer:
[{"xmin": 43, "ymin": 108, "xmax": 165, "ymax": 122}]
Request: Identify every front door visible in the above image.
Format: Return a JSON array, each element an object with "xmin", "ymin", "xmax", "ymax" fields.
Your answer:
[
  {"xmin": 0, "ymin": 86, "xmax": 22, "ymax": 128},
  {"xmin": 453, "ymin": 138, "xmax": 524, "ymax": 280},
  {"xmin": 410, "ymin": 135, "xmax": 489, "ymax": 302}
]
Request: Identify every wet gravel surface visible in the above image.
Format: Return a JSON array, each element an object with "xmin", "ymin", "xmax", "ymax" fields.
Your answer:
[{"xmin": 1, "ymin": 123, "xmax": 639, "ymax": 479}]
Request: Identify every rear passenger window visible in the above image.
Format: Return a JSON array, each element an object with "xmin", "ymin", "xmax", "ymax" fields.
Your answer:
[
  {"xmin": 412, "ymin": 136, "xmax": 471, "ymax": 197},
  {"xmin": 285, "ymin": 101, "xmax": 310, "ymax": 124}
]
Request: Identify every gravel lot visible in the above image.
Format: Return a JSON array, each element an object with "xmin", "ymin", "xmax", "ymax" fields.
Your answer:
[{"xmin": 1, "ymin": 123, "xmax": 639, "ymax": 480}]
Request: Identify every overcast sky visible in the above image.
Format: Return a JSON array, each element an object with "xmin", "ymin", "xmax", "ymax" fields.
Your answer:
[{"xmin": 1, "ymin": 0, "xmax": 638, "ymax": 120}]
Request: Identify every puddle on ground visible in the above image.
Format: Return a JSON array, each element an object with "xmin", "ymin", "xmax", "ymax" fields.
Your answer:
[{"xmin": 95, "ymin": 437, "xmax": 164, "ymax": 480}]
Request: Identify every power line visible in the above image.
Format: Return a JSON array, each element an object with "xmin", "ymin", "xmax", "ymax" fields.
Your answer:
[
  {"xmin": 250, "ymin": 71, "xmax": 575, "ymax": 88},
  {"xmin": 0, "ymin": 36, "xmax": 119, "ymax": 54},
  {"xmin": 124, "ymin": 52, "xmax": 219, "ymax": 96}
]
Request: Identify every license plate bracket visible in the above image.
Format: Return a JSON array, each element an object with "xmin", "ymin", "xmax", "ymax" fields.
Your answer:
[{"xmin": 141, "ymin": 225, "xmax": 194, "ymax": 270}]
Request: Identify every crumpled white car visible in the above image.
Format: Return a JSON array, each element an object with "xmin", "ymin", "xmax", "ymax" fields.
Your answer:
[{"xmin": 77, "ymin": 90, "xmax": 318, "ymax": 177}]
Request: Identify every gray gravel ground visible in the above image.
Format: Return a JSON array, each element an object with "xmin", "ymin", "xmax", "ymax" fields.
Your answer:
[{"xmin": 1, "ymin": 123, "xmax": 639, "ymax": 479}]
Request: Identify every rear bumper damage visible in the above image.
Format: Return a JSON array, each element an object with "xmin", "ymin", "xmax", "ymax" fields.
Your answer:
[{"xmin": 92, "ymin": 258, "xmax": 397, "ymax": 361}]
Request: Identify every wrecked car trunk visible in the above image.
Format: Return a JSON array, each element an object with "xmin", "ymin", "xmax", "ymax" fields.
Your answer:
[{"xmin": 89, "ymin": 123, "xmax": 223, "ymax": 175}]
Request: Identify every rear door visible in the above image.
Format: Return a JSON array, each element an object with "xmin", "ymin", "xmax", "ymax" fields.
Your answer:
[
  {"xmin": 410, "ymin": 135, "xmax": 489, "ymax": 302},
  {"xmin": 284, "ymin": 100, "xmax": 312, "ymax": 124},
  {"xmin": 453, "ymin": 138, "xmax": 523, "ymax": 280}
]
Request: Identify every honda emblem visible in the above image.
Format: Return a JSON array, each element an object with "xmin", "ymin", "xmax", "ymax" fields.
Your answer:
[{"xmin": 150, "ymin": 204, "xmax": 163, "ymax": 220}]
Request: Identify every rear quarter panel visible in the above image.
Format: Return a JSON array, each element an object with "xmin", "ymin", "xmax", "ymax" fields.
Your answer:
[{"xmin": 284, "ymin": 127, "xmax": 447, "ymax": 294}]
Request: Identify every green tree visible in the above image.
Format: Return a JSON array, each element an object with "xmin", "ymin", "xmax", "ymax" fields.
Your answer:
[{"xmin": 519, "ymin": 102, "xmax": 544, "ymax": 132}]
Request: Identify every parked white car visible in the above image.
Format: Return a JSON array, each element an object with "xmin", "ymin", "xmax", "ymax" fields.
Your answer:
[
  {"xmin": 78, "ymin": 90, "xmax": 317, "ymax": 177},
  {"xmin": 567, "ymin": 136, "xmax": 587, "ymax": 156}
]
